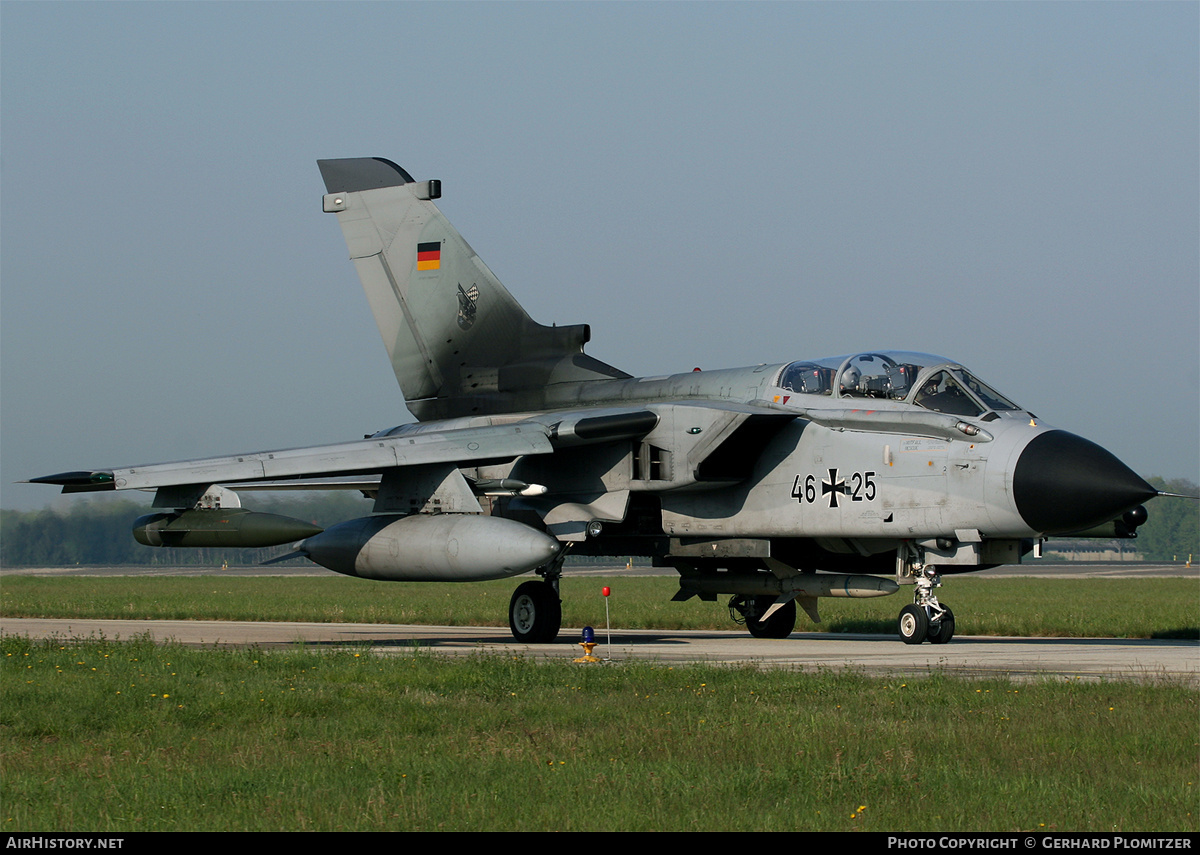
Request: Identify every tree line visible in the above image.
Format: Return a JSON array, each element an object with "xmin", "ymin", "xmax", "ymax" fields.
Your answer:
[
  {"xmin": 1, "ymin": 493, "xmax": 370, "ymax": 567},
  {"xmin": 1136, "ymin": 477, "xmax": 1200, "ymax": 562}
]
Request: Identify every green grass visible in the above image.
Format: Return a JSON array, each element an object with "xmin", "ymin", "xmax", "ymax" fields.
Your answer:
[
  {"xmin": 2, "ymin": 574, "xmax": 1197, "ymax": 639},
  {"xmin": 2, "ymin": 634, "xmax": 1196, "ymax": 832}
]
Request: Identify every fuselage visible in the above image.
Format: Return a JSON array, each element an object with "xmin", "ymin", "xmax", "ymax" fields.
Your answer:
[{"xmin": 377, "ymin": 351, "xmax": 1154, "ymax": 561}]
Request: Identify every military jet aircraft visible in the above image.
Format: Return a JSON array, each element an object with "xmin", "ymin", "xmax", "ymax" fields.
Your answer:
[{"xmin": 33, "ymin": 157, "xmax": 1160, "ymax": 644}]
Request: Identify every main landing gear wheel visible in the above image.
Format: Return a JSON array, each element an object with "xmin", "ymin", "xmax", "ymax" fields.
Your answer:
[
  {"xmin": 746, "ymin": 597, "xmax": 797, "ymax": 639},
  {"xmin": 898, "ymin": 604, "xmax": 929, "ymax": 645},
  {"xmin": 928, "ymin": 608, "xmax": 955, "ymax": 644},
  {"xmin": 509, "ymin": 580, "xmax": 562, "ymax": 643}
]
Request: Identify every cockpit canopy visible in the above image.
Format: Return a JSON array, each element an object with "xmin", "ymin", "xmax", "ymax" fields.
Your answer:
[{"xmin": 776, "ymin": 351, "xmax": 1022, "ymax": 419}]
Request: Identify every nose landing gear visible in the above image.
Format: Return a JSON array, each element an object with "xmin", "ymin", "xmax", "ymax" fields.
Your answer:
[{"xmin": 897, "ymin": 547, "xmax": 955, "ymax": 644}]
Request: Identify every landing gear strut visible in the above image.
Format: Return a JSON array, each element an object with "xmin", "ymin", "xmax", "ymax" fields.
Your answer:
[
  {"xmin": 896, "ymin": 546, "xmax": 955, "ymax": 645},
  {"xmin": 508, "ymin": 561, "xmax": 563, "ymax": 643}
]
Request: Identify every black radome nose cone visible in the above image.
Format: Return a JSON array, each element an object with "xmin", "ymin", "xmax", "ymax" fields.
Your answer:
[{"xmin": 1013, "ymin": 430, "xmax": 1156, "ymax": 534}]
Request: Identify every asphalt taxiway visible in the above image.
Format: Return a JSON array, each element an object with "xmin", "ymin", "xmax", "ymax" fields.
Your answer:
[
  {"xmin": 3, "ymin": 616, "xmax": 1195, "ymax": 684},
  {"xmin": 4, "ymin": 562, "xmax": 1196, "ymax": 682}
]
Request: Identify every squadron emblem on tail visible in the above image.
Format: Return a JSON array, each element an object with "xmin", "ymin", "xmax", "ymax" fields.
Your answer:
[{"xmin": 457, "ymin": 284, "xmax": 478, "ymax": 330}]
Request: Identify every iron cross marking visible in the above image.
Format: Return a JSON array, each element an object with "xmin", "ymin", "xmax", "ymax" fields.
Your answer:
[{"xmin": 821, "ymin": 468, "xmax": 847, "ymax": 508}]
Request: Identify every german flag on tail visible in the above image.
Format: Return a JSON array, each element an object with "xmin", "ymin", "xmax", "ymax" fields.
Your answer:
[{"xmin": 417, "ymin": 241, "xmax": 441, "ymax": 271}]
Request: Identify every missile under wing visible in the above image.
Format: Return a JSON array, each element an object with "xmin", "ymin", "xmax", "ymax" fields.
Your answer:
[{"xmin": 33, "ymin": 157, "xmax": 1162, "ymax": 644}]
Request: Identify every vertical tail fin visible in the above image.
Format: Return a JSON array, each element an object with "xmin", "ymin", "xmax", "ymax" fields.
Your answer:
[{"xmin": 319, "ymin": 158, "xmax": 626, "ymax": 419}]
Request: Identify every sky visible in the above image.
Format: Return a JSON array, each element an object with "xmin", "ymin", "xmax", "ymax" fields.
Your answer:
[{"xmin": 2, "ymin": 1, "xmax": 1197, "ymax": 511}]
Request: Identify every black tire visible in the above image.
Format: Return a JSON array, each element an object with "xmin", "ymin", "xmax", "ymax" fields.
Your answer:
[
  {"xmin": 928, "ymin": 608, "xmax": 955, "ymax": 644},
  {"xmin": 746, "ymin": 597, "xmax": 796, "ymax": 639},
  {"xmin": 898, "ymin": 604, "xmax": 929, "ymax": 644},
  {"xmin": 509, "ymin": 580, "xmax": 562, "ymax": 643}
]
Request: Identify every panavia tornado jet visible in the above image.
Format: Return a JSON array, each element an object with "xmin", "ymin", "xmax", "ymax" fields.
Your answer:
[{"xmin": 33, "ymin": 157, "xmax": 1161, "ymax": 644}]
